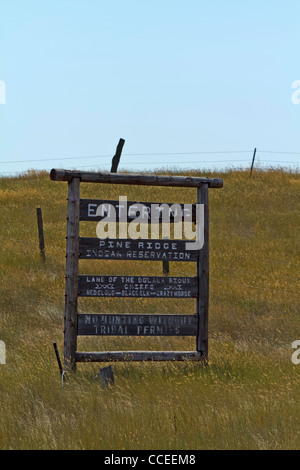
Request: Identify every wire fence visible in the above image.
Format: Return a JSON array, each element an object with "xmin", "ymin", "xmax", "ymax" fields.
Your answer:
[{"xmin": 0, "ymin": 148, "xmax": 299, "ymax": 176}]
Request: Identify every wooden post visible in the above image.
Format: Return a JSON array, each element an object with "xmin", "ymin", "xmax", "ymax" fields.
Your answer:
[
  {"xmin": 162, "ymin": 235, "xmax": 170, "ymax": 276},
  {"xmin": 250, "ymin": 148, "xmax": 257, "ymax": 175},
  {"xmin": 196, "ymin": 184, "xmax": 209, "ymax": 361},
  {"xmin": 111, "ymin": 138, "xmax": 125, "ymax": 173},
  {"xmin": 163, "ymin": 260, "xmax": 169, "ymax": 276},
  {"xmin": 64, "ymin": 177, "xmax": 80, "ymax": 371},
  {"xmin": 53, "ymin": 343, "xmax": 64, "ymax": 376},
  {"xmin": 36, "ymin": 207, "xmax": 45, "ymax": 262},
  {"xmin": 98, "ymin": 365, "xmax": 115, "ymax": 390}
]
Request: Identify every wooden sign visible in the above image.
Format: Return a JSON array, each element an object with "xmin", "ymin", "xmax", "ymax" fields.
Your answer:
[
  {"xmin": 80, "ymin": 199, "xmax": 196, "ymax": 222},
  {"xmin": 50, "ymin": 168, "xmax": 223, "ymax": 369},
  {"xmin": 77, "ymin": 314, "xmax": 198, "ymax": 336},
  {"xmin": 78, "ymin": 238, "xmax": 198, "ymax": 261},
  {"xmin": 78, "ymin": 275, "xmax": 198, "ymax": 298}
]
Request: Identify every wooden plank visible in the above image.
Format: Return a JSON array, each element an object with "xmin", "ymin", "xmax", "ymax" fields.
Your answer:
[
  {"xmin": 50, "ymin": 169, "xmax": 223, "ymax": 188},
  {"xmin": 75, "ymin": 351, "xmax": 203, "ymax": 362},
  {"xmin": 80, "ymin": 199, "xmax": 197, "ymax": 222},
  {"xmin": 196, "ymin": 184, "xmax": 209, "ymax": 359},
  {"xmin": 78, "ymin": 238, "xmax": 199, "ymax": 261},
  {"xmin": 77, "ymin": 314, "xmax": 198, "ymax": 336},
  {"xmin": 78, "ymin": 275, "xmax": 198, "ymax": 298},
  {"xmin": 64, "ymin": 177, "xmax": 80, "ymax": 371}
]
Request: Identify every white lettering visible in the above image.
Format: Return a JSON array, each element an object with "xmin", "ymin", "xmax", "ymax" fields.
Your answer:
[
  {"xmin": 291, "ymin": 340, "xmax": 300, "ymax": 365},
  {"xmin": 292, "ymin": 80, "xmax": 300, "ymax": 104}
]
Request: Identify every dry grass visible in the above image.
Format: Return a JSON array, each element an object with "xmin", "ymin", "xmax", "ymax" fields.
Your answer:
[{"xmin": 0, "ymin": 167, "xmax": 299, "ymax": 450}]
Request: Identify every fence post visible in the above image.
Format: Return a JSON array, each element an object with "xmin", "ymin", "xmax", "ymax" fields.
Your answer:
[
  {"xmin": 98, "ymin": 365, "xmax": 115, "ymax": 389},
  {"xmin": 111, "ymin": 138, "xmax": 125, "ymax": 173},
  {"xmin": 250, "ymin": 148, "xmax": 257, "ymax": 175},
  {"xmin": 53, "ymin": 343, "xmax": 64, "ymax": 376},
  {"xmin": 36, "ymin": 207, "xmax": 45, "ymax": 262},
  {"xmin": 163, "ymin": 235, "xmax": 170, "ymax": 276},
  {"xmin": 163, "ymin": 260, "xmax": 170, "ymax": 276},
  {"xmin": 64, "ymin": 177, "xmax": 80, "ymax": 371},
  {"xmin": 196, "ymin": 184, "xmax": 209, "ymax": 361}
]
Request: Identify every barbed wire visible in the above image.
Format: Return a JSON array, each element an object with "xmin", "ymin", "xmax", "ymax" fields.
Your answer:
[
  {"xmin": 1, "ymin": 148, "xmax": 300, "ymax": 166},
  {"xmin": 0, "ymin": 147, "xmax": 299, "ymax": 175},
  {"xmin": 258, "ymin": 150, "xmax": 300, "ymax": 155},
  {"xmin": 0, "ymin": 150, "xmax": 254, "ymax": 165},
  {"xmin": 0, "ymin": 160, "xmax": 299, "ymax": 176}
]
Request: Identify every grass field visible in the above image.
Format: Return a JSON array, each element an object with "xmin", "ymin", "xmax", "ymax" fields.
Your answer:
[{"xmin": 0, "ymin": 167, "xmax": 299, "ymax": 450}]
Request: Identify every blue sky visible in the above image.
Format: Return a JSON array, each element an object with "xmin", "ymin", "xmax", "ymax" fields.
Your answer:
[{"xmin": 0, "ymin": 0, "xmax": 299, "ymax": 175}]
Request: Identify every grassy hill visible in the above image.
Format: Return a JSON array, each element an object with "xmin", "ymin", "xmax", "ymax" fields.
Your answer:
[{"xmin": 0, "ymin": 167, "xmax": 299, "ymax": 450}]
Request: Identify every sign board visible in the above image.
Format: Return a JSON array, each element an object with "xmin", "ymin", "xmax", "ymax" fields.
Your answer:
[
  {"xmin": 78, "ymin": 275, "xmax": 198, "ymax": 298},
  {"xmin": 80, "ymin": 199, "xmax": 197, "ymax": 222},
  {"xmin": 79, "ymin": 238, "xmax": 198, "ymax": 261},
  {"xmin": 50, "ymin": 168, "xmax": 223, "ymax": 369},
  {"xmin": 77, "ymin": 314, "xmax": 198, "ymax": 336}
]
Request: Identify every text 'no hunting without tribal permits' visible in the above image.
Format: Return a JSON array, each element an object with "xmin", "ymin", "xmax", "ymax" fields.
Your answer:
[{"xmin": 77, "ymin": 314, "xmax": 198, "ymax": 336}]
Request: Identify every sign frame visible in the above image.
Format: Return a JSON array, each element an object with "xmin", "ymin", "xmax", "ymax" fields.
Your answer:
[{"xmin": 50, "ymin": 169, "xmax": 223, "ymax": 370}]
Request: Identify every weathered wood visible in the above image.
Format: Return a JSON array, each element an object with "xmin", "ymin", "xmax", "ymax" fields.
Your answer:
[
  {"xmin": 64, "ymin": 177, "xmax": 80, "ymax": 371},
  {"xmin": 50, "ymin": 169, "xmax": 223, "ymax": 188},
  {"xmin": 51, "ymin": 161, "xmax": 223, "ymax": 366},
  {"xmin": 98, "ymin": 365, "xmax": 115, "ymax": 389},
  {"xmin": 77, "ymin": 314, "xmax": 198, "ymax": 336},
  {"xmin": 196, "ymin": 184, "xmax": 209, "ymax": 359},
  {"xmin": 78, "ymin": 275, "xmax": 198, "ymax": 298},
  {"xmin": 78, "ymin": 238, "xmax": 199, "ymax": 261},
  {"xmin": 250, "ymin": 147, "xmax": 257, "ymax": 175},
  {"xmin": 80, "ymin": 199, "xmax": 197, "ymax": 222},
  {"xmin": 76, "ymin": 351, "xmax": 203, "ymax": 362},
  {"xmin": 36, "ymin": 207, "xmax": 45, "ymax": 262},
  {"xmin": 53, "ymin": 343, "xmax": 63, "ymax": 376},
  {"xmin": 163, "ymin": 260, "xmax": 170, "ymax": 276},
  {"xmin": 111, "ymin": 138, "xmax": 125, "ymax": 173}
]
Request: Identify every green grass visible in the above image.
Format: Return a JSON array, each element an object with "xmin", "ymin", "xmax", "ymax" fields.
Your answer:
[{"xmin": 0, "ymin": 167, "xmax": 299, "ymax": 450}]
